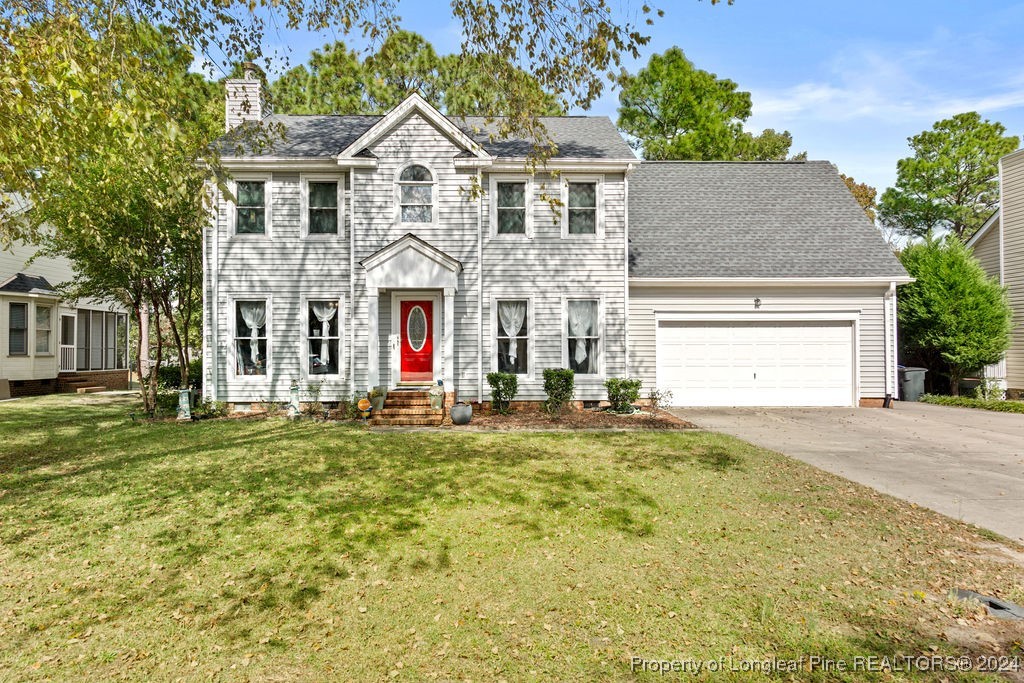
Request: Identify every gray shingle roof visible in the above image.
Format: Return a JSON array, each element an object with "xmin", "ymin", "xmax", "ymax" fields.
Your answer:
[
  {"xmin": 0, "ymin": 273, "xmax": 56, "ymax": 295},
  {"xmin": 628, "ymin": 161, "xmax": 908, "ymax": 279},
  {"xmin": 218, "ymin": 114, "xmax": 635, "ymax": 160}
]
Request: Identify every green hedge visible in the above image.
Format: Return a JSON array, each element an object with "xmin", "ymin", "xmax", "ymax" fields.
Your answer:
[
  {"xmin": 486, "ymin": 372, "xmax": 519, "ymax": 414},
  {"xmin": 919, "ymin": 394, "xmax": 1024, "ymax": 414},
  {"xmin": 605, "ymin": 377, "xmax": 642, "ymax": 413},
  {"xmin": 542, "ymin": 368, "xmax": 575, "ymax": 414}
]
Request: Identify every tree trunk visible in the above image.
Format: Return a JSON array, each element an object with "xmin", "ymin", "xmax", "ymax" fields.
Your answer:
[
  {"xmin": 147, "ymin": 296, "xmax": 163, "ymax": 414},
  {"xmin": 949, "ymin": 367, "xmax": 962, "ymax": 397},
  {"xmin": 133, "ymin": 302, "xmax": 152, "ymax": 414},
  {"xmin": 160, "ymin": 293, "xmax": 188, "ymax": 389}
]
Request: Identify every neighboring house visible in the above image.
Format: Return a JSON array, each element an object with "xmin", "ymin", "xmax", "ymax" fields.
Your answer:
[
  {"xmin": 0, "ymin": 196, "xmax": 130, "ymax": 398},
  {"xmin": 968, "ymin": 147, "xmax": 1024, "ymax": 395},
  {"xmin": 203, "ymin": 71, "xmax": 908, "ymax": 418}
]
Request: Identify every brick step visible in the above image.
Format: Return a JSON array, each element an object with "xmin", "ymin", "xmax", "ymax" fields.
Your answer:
[
  {"xmin": 375, "ymin": 407, "xmax": 443, "ymax": 417},
  {"xmin": 76, "ymin": 386, "xmax": 106, "ymax": 394},
  {"xmin": 370, "ymin": 415, "xmax": 444, "ymax": 427},
  {"xmin": 389, "ymin": 390, "xmax": 430, "ymax": 397},
  {"xmin": 384, "ymin": 398, "xmax": 432, "ymax": 408}
]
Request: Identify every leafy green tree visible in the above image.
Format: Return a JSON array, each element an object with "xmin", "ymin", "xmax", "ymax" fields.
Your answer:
[
  {"xmin": 438, "ymin": 53, "xmax": 564, "ymax": 117},
  {"xmin": 15, "ymin": 21, "xmax": 213, "ymax": 412},
  {"xmin": 270, "ymin": 41, "xmax": 368, "ymax": 115},
  {"xmin": 879, "ymin": 112, "xmax": 1019, "ymax": 241},
  {"xmin": 2, "ymin": 0, "xmax": 677, "ymax": 228},
  {"xmin": 616, "ymin": 47, "xmax": 799, "ymax": 161},
  {"xmin": 364, "ymin": 30, "xmax": 443, "ymax": 112},
  {"xmin": 841, "ymin": 174, "xmax": 878, "ymax": 223},
  {"xmin": 898, "ymin": 237, "xmax": 1012, "ymax": 396}
]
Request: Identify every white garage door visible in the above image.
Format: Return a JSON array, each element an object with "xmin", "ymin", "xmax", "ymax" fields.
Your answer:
[{"xmin": 657, "ymin": 320, "xmax": 855, "ymax": 407}]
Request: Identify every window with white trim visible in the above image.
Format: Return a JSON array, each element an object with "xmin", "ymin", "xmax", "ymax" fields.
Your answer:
[
  {"xmin": 495, "ymin": 299, "xmax": 529, "ymax": 374},
  {"xmin": 566, "ymin": 181, "xmax": 598, "ymax": 235},
  {"xmin": 496, "ymin": 181, "xmax": 527, "ymax": 234},
  {"xmin": 9, "ymin": 302, "xmax": 27, "ymax": 356},
  {"xmin": 398, "ymin": 164, "xmax": 434, "ymax": 223},
  {"xmin": 307, "ymin": 181, "xmax": 339, "ymax": 235},
  {"xmin": 35, "ymin": 305, "xmax": 51, "ymax": 354},
  {"xmin": 567, "ymin": 299, "xmax": 600, "ymax": 374},
  {"xmin": 235, "ymin": 300, "xmax": 268, "ymax": 375},
  {"xmin": 235, "ymin": 181, "xmax": 266, "ymax": 234},
  {"xmin": 307, "ymin": 300, "xmax": 341, "ymax": 375}
]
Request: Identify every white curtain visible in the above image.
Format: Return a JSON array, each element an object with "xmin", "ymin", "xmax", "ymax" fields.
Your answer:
[
  {"xmin": 568, "ymin": 300, "xmax": 597, "ymax": 365},
  {"xmin": 311, "ymin": 302, "xmax": 338, "ymax": 364},
  {"xmin": 239, "ymin": 301, "xmax": 266, "ymax": 366},
  {"xmin": 498, "ymin": 300, "xmax": 526, "ymax": 363}
]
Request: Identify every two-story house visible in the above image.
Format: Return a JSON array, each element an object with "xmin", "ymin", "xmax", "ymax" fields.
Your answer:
[
  {"xmin": 1, "ymin": 195, "xmax": 130, "ymax": 397},
  {"xmin": 203, "ymin": 70, "xmax": 908, "ymax": 421}
]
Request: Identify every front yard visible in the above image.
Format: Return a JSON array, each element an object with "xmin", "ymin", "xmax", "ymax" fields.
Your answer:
[{"xmin": 1, "ymin": 393, "xmax": 1022, "ymax": 681}]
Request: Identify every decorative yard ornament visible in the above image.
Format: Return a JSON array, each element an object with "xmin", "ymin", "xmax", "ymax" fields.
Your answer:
[
  {"xmin": 177, "ymin": 388, "xmax": 192, "ymax": 421},
  {"xmin": 288, "ymin": 381, "xmax": 301, "ymax": 419}
]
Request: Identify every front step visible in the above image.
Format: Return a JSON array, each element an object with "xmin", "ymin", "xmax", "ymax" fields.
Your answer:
[
  {"xmin": 371, "ymin": 390, "xmax": 444, "ymax": 426},
  {"xmin": 76, "ymin": 386, "xmax": 106, "ymax": 394}
]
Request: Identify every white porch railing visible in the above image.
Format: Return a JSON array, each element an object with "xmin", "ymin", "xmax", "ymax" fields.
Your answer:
[{"xmin": 59, "ymin": 345, "xmax": 76, "ymax": 372}]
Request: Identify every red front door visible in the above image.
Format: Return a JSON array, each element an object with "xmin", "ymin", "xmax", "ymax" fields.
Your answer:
[{"xmin": 400, "ymin": 300, "xmax": 433, "ymax": 382}]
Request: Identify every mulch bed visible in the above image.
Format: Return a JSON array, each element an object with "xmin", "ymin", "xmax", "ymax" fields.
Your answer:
[{"xmin": 462, "ymin": 407, "xmax": 696, "ymax": 430}]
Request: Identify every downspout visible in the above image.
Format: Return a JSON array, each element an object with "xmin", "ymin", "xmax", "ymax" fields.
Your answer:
[
  {"xmin": 890, "ymin": 281, "xmax": 899, "ymax": 402},
  {"xmin": 477, "ymin": 168, "xmax": 484, "ymax": 402},
  {"xmin": 883, "ymin": 282, "xmax": 893, "ymax": 404},
  {"xmin": 623, "ymin": 168, "xmax": 631, "ymax": 379},
  {"xmin": 210, "ymin": 186, "xmax": 219, "ymax": 402},
  {"xmin": 349, "ymin": 169, "xmax": 356, "ymax": 399}
]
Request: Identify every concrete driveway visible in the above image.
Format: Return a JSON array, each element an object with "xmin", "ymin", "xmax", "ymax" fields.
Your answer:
[{"xmin": 675, "ymin": 402, "xmax": 1024, "ymax": 543}]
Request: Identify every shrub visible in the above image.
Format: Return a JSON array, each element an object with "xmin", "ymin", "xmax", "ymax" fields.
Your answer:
[
  {"xmin": 899, "ymin": 238, "xmax": 1012, "ymax": 395},
  {"xmin": 156, "ymin": 359, "xmax": 204, "ymax": 392},
  {"xmin": 194, "ymin": 398, "xmax": 228, "ymax": 419},
  {"xmin": 486, "ymin": 372, "xmax": 519, "ymax": 414},
  {"xmin": 605, "ymin": 378, "xmax": 642, "ymax": 413},
  {"xmin": 336, "ymin": 397, "xmax": 364, "ymax": 420},
  {"xmin": 154, "ymin": 388, "xmax": 180, "ymax": 416},
  {"xmin": 542, "ymin": 368, "xmax": 575, "ymax": 414},
  {"xmin": 920, "ymin": 394, "xmax": 1024, "ymax": 413},
  {"xmin": 647, "ymin": 387, "xmax": 673, "ymax": 411}
]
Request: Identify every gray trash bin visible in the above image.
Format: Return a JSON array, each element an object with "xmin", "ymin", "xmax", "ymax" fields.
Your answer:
[{"xmin": 899, "ymin": 367, "xmax": 927, "ymax": 402}]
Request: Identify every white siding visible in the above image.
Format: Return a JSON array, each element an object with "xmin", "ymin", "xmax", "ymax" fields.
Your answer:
[
  {"xmin": 972, "ymin": 219, "xmax": 1002, "ymax": 281},
  {"xmin": 207, "ymin": 172, "xmax": 353, "ymax": 402},
  {"xmin": 1001, "ymin": 150, "xmax": 1024, "ymax": 390},
  {"xmin": 206, "ymin": 111, "xmax": 632, "ymax": 404},
  {"xmin": 351, "ymin": 113, "xmax": 481, "ymax": 398},
  {"xmin": 1, "ymin": 241, "xmax": 124, "ymax": 382},
  {"xmin": 628, "ymin": 285, "xmax": 892, "ymax": 400},
  {"xmin": 481, "ymin": 173, "xmax": 628, "ymax": 401}
]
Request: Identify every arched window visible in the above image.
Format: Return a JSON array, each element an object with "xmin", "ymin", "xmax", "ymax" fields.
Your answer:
[{"xmin": 398, "ymin": 164, "xmax": 434, "ymax": 223}]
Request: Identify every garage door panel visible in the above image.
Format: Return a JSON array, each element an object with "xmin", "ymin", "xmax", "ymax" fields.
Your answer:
[{"xmin": 657, "ymin": 320, "xmax": 854, "ymax": 407}]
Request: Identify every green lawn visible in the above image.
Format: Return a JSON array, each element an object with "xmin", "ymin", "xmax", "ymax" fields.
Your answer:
[{"xmin": 1, "ymin": 393, "xmax": 1022, "ymax": 681}]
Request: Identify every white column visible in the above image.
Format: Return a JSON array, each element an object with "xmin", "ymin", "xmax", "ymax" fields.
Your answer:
[
  {"xmin": 443, "ymin": 288, "xmax": 455, "ymax": 389},
  {"xmin": 367, "ymin": 288, "xmax": 379, "ymax": 391}
]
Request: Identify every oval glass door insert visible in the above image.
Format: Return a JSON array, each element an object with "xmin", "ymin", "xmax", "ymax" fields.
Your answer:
[{"xmin": 407, "ymin": 305, "xmax": 427, "ymax": 352}]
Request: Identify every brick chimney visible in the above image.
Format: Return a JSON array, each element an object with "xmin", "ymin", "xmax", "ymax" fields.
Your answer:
[{"xmin": 224, "ymin": 62, "xmax": 264, "ymax": 131}]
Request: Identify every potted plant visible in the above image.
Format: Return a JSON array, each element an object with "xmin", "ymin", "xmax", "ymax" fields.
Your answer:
[{"xmin": 368, "ymin": 386, "xmax": 386, "ymax": 412}]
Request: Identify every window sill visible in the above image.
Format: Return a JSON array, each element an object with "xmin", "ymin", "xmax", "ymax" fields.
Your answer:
[{"xmin": 490, "ymin": 233, "xmax": 533, "ymax": 240}]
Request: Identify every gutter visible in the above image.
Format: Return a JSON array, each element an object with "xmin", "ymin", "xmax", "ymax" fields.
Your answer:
[{"xmin": 629, "ymin": 276, "xmax": 914, "ymax": 287}]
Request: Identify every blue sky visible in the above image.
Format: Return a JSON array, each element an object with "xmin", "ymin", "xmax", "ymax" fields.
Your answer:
[{"xmin": 249, "ymin": 0, "xmax": 1024, "ymax": 195}]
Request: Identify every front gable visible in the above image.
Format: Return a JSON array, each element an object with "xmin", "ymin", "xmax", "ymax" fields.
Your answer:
[
  {"xmin": 361, "ymin": 233, "xmax": 463, "ymax": 292},
  {"xmin": 337, "ymin": 93, "xmax": 490, "ymax": 163}
]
